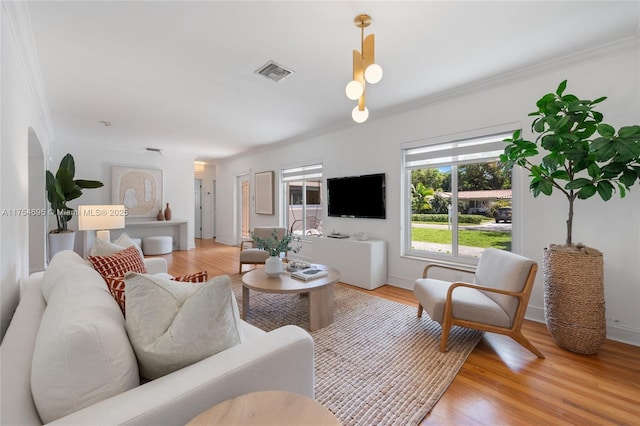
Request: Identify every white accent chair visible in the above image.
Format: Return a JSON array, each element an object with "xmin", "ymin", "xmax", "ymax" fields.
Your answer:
[
  {"xmin": 413, "ymin": 248, "xmax": 544, "ymax": 358},
  {"xmin": 238, "ymin": 227, "xmax": 286, "ymax": 273}
]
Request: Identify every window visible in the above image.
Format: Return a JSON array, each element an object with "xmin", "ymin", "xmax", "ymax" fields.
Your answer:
[
  {"xmin": 403, "ymin": 132, "xmax": 514, "ymax": 261},
  {"xmin": 282, "ymin": 164, "xmax": 323, "ymax": 237}
]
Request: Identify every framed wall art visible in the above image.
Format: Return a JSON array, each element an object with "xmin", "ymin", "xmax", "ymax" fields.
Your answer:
[
  {"xmin": 112, "ymin": 166, "xmax": 163, "ymax": 218},
  {"xmin": 255, "ymin": 171, "xmax": 274, "ymax": 215}
]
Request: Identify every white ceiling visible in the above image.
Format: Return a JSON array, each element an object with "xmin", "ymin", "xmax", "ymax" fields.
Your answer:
[{"xmin": 26, "ymin": 1, "xmax": 640, "ymax": 161}]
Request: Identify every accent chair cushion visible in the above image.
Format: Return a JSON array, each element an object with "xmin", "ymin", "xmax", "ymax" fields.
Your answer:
[
  {"xmin": 124, "ymin": 273, "xmax": 242, "ymax": 380},
  {"xmin": 474, "ymin": 248, "xmax": 536, "ymax": 324},
  {"xmin": 413, "ymin": 278, "xmax": 511, "ymax": 328}
]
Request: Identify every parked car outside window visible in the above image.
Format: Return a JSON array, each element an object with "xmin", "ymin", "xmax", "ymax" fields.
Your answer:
[{"xmin": 494, "ymin": 207, "xmax": 512, "ymax": 223}]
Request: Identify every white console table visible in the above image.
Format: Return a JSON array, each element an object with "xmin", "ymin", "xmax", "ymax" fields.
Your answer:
[
  {"xmin": 113, "ymin": 219, "xmax": 189, "ymax": 251},
  {"xmin": 312, "ymin": 237, "xmax": 387, "ymax": 290}
]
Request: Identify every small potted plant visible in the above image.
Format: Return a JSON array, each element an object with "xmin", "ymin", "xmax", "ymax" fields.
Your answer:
[
  {"xmin": 501, "ymin": 80, "xmax": 640, "ymax": 354},
  {"xmin": 251, "ymin": 229, "xmax": 300, "ymax": 277},
  {"xmin": 46, "ymin": 153, "xmax": 104, "ymax": 258}
]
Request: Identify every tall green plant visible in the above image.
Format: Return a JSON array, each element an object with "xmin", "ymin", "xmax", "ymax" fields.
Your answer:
[
  {"xmin": 46, "ymin": 153, "xmax": 104, "ymax": 232},
  {"xmin": 501, "ymin": 80, "xmax": 640, "ymax": 245}
]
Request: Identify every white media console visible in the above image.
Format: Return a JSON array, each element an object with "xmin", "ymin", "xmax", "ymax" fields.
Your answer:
[{"xmin": 312, "ymin": 237, "xmax": 387, "ymax": 290}]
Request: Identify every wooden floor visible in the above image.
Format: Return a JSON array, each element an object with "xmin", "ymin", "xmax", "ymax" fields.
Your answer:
[{"xmin": 159, "ymin": 239, "xmax": 640, "ymax": 425}]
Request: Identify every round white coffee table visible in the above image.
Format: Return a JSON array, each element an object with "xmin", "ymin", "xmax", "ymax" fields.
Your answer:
[{"xmin": 241, "ymin": 264, "xmax": 339, "ymax": 331}]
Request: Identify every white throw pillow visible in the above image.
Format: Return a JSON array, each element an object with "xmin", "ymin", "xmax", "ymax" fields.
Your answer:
[
  {"xmin": 31, "ymin": 267, "xmax": 139, "ymax": 423},
  {"xmin": 124, "ymin": 272, "xmax": 243, "ymax": 380},
  {"xmin": 90, "ymin": 232, "xmax": 143, "ymax": 258}
]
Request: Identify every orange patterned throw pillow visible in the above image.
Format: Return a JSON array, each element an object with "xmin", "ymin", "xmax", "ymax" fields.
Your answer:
[
  {"xmin": 89, "ymin": 245, "xmax": 148, "ymax": 278},
  {"xmin": 173, "ymin": 271, "xmax": 208, "ymax": 283}
]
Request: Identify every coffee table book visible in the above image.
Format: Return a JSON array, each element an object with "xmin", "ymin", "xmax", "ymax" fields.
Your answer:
[{"xmin": 291, "ymin": 268, "xmax": 329, "ymax": 281}]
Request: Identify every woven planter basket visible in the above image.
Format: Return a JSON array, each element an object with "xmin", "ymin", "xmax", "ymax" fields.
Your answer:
[{"xmin": 543, "ymin": 244, "xmax": 606, "ymax": 355}]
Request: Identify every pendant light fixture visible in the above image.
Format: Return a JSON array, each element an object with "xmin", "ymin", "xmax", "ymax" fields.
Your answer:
[{"xmin": 345, "ymin": 14, "xmax": 383, "ymax": 123}]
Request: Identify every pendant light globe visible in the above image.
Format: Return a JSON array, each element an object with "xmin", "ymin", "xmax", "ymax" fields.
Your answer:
[
  {"xmin": 364, "ymin": 64, "xmax": 383, "ymax": 84},
  {"xmin": 345, "ymin": 80, "xmax": 364, "ymax": 100},
  {"xmin": 352, "ymin": 106, "xmax": 369, "ymax": 123}
]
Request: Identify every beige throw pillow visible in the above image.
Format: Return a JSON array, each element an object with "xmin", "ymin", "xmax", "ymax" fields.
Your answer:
[
  {"xmin": 124, "ymin": 273, "xmax": 243, "ymax": 380},
  {"xmin": 90, "ymin": 232, "xmax": 143, "ymax": 258}
]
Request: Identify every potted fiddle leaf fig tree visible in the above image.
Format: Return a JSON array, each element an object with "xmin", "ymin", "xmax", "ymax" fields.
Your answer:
[
  {"xmin": 46, "ymin": 153, "xmax": 104, "ymax": 258},
  {"xmin": 501, "ymin": 80, "xmax": 640, "ymax": 354}
]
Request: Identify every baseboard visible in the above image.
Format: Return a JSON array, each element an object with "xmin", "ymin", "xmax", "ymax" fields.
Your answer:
[
  {"xmin": 387, "ymin": 275, "xmax": 414, "ymax": 291},
  {"xmin": 215, "ymin": 237, "xmax": 236, "ymax": 246},
  {"xmin": 524, "ymin": 306, "xmax": 639, "ymax": 346}
]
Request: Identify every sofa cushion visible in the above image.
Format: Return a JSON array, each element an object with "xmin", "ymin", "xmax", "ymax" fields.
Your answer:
[
  {"xmin": 90, "ymin": 232, "xmax": 144, "ymax": 258},
  {"xmin": 89, "ymin": 245, "xmax": 148, "ymax": 278},
  {"xmin": 106, "ymin": 271, "xmax": 209, "ymax": 315},
  {"xmin": 124, "ymin": 273, "xmax": 242, "ymax": 380},
  {"xmin": 41, "ymin": 250, "xmax": 94, "ymax": 302},
  {"xmin": 31, "ymin": 261, "xmax": 139, "ymax": 423}
]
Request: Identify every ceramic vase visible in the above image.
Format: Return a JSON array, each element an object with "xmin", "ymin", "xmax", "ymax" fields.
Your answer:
[
  {"xmin": 265, "ymin": 255, "xmax": 283, "ymax": 277},
  {"xmin": 156, "ymin": 209, "xmax": 164, "ymax": 221},
  {"xmin": 164, "ymin": 203, "xmax": 172, "ymax": 220}
]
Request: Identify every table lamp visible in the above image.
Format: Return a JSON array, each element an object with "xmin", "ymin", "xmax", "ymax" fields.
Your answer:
[{"xmin": 78, "ymin": 205, "xmax": 126, "ymax": 241}]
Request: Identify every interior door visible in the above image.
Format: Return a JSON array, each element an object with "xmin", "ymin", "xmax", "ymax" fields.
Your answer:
[
  {"xmin": 236, "ymin": 174, "xmax": 251, "ymax": 244},
  {"xmin": 194, "ymin": 179, "xmax": 202, "ymax": 238}
]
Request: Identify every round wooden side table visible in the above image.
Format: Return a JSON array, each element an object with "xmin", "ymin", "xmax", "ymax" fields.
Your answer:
[{"xmin": 186, "ymin": 390, "xmax": 340, "ymax": 425}]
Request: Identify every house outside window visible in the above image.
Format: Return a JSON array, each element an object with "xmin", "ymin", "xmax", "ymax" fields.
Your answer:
[
  {"xmin": 281, "ymin": 164, "xmax": 323, "ymax": 237},
  {"xmin": 403, "ymin": 131, "xmax": 514, "ymax": 261}
]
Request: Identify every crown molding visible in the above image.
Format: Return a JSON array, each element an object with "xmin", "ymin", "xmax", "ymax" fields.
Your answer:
[
  {"xmin": 379, "ymin": 36, "xmax": 640, "ymax": 119},
  {"xmin": 2, "ymin": 0, "xmax": 54, "ymax": 142}
]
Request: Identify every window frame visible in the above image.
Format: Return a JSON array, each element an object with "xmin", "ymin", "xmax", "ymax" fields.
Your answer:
[
  {"xmin": 280, "ymin": 163, "xmax": 323, "ymax": 239},
  {"xmin": 401, "ymin": 125, "xmax": 518, "ymax": 264}
]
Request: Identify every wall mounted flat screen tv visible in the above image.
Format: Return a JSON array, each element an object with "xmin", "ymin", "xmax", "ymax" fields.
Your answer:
[{"xmin": 327, "ymin": 173, "xmax": 386, "ymax": 219}]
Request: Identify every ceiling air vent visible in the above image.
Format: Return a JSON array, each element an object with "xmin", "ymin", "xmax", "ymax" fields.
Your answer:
[{"xmin": 255, "ymin": 61, "xmax": 294, "ymax": 82}]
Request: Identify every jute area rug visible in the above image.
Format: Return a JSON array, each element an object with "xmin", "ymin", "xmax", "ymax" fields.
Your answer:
[{"xmin": 229, "ymin": 274, "xmax": 482, "ymax": 426}]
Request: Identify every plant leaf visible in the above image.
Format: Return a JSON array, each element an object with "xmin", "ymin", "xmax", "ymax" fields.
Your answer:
[
  {"xmin": 551, "ymin": 170, "xmax": 569, "ymax": 180},
  {"xmin": 618, "ymin": 125, "xmax": 640, "ymax": 138},
  {"xmin": 565, "ymin": 178, "xmax": 592, "ymax": 189},
  {"xmin": 591, "ymin": 96, "xmax": 607, "ymax": 105},
  {"xmin": 597, "ymin": 123, "xmax": 615, "ymax": 137},
  {"xmin": 587, "ymin": 163, "xmax": 601, "ymax": 179},
  {"xmin": 556, "ymin": 80, "xmax": 567, "ymax": 96},
  {"xmin": 596, "ymin": 181, "xmax": 614, "ymax": 201},
  {"xmin": 577, "ymin": 184, "xmax": 597, "ymax": 199},
  {"xmin": 59, "ymin": 154, "xmax": 75, "ymax": 178},
  {"xmin": 620, "ymin": 169, "xmax": 638, "ymax": 187},
  {"xmin": 75, "ymin": 179, "xmax": 104, "ymax": 189}
]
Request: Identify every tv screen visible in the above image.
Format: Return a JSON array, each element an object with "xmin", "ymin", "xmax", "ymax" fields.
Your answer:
[{"xmin": 327, "ymin": 173, "xmax": 386, "ymax": 219}]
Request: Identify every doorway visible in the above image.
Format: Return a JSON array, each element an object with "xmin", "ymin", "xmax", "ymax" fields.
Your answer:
[
  {"xmin": 236, "ymin": 174, "xmax": 251, "ymax": 244},
  {"xmin": 194, "ymin": 179, "xmax": 202, "ymax": 238}
]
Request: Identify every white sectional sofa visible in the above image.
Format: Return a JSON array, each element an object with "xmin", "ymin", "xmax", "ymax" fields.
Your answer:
[{"xmin": 0, "ymin": 251, "xmax": 314, "ymax": 425}]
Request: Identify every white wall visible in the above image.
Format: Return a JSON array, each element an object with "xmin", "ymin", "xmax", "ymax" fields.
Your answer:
[
  {"xmin": 214, "ymin": 41, "xmax": 640, "ymax": 345},
  {"xmin": 1, "ymin": 3, "xmax": 52, "ymax": 340},
  {"xmin": 48, "ymin": 143, "xmax": 197, "ymax": 253}
]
